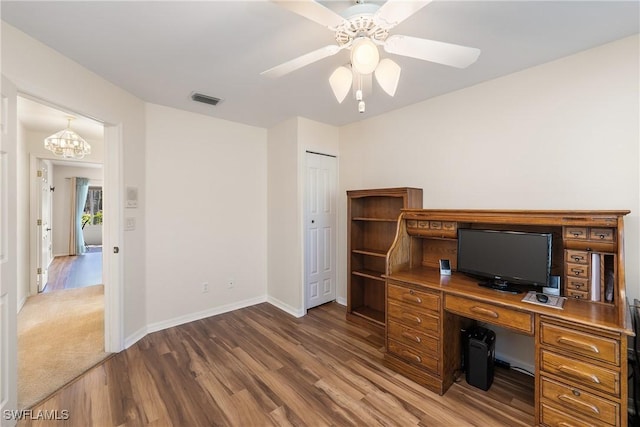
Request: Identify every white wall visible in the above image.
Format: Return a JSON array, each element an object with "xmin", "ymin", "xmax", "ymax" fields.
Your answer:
[
  {"xmin": 145, "ymin": 103, "xmax": 267, "ymax": 329},
  {"xmin": 339, "ymin": 35, "xmax": 639, "ymax": 368},
  {"xmin": 267, "ymin": 117, "xmax": 339, "ymax": 315},
  {"xmin": 2, "ymin": 22, "xmax": 147, "ymax": 343},
  {"xmin": 51, "ymin": 165, "xmax": 103, "ymax": 256},
  {"xmin": 16, "ymin": 121, "xmax": 29, "ymax": 311}
]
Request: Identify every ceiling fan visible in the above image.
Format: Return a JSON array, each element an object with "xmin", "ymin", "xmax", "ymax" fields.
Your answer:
[{"xmin": 262, "ymin": 0, "xmax": 481, "ymax": 112}]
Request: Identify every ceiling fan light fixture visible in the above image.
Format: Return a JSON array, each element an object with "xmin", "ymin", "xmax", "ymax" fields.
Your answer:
[
  {"xmin": 350, "ymin": 37, "xmax": 380, "ymax": 75},
  {"xmin": 329, "ymin": 66, "xmax": 353, "ymax": 103},
  {"xmin": 374, "ymin": 58, "xmax": 402, "ymax": 96}
]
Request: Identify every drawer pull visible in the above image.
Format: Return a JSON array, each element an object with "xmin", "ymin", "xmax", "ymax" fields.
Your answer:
[
  {"xmin": 470, "ymin": 306, "xmax": 499, "ymax": 318},
  {"xmin": 571, "ymin": 268, "xmax": 584, "ymax": 276},
  {"xmin": 572, "ymin": 256, "xmax": 584, "ymax": 262},
  {"xmin": 558, "ymin": 365, "xmax": 601, "ymax": 384},
  {"xmin": 401, "ymin": 331, "xmax": 421, "ymax": 343},
  {"xmin": 557, "ymin": 337, "xmax": 600, "ymax": 354},
  {"xmin": 402, "ymin": 293, "xmax": 422, "ymax": 304},
  {"xmin": 571, "ymin": 231, "xmax": 583, "ymax": 237},
  {"xmin": 558, "ymin": 394, "xmax": 600, "ymax": 414},
  {"xmin": 598, "ymin": 234, "xmax": 606, "ymax": 239},
  {"xmin": 400, "ymin": 349, "xmax": 421, "ymax": 363},
  {"xmin": 401, "ymin": 313, "xmax": 422, "ymax": 324}
]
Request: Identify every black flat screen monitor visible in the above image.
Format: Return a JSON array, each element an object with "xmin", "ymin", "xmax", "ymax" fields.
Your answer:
[{"xmin": 457, "ymin": 229, "xmax": 552, "ymax": 293}]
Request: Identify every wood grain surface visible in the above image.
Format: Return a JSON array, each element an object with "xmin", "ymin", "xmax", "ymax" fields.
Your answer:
[{"xmin": 20, "ymin": 302, "xmax": 534, "ymax": 426}]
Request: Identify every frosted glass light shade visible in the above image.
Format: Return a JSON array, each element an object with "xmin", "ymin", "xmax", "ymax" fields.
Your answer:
[
  {"xmin": 374, "ymin": 58, "xmax": 401, "ymax": 96},
  {"xmin": 350, "ymin": 38, "xmax": 380, "ymax": 75},
  {"xmin": 329, "ymin": 66, "xmax": 353, "ymax": 103},
  {"xmin": 44, "ymin": 120, "xmax": 91, "ymax": 159}
]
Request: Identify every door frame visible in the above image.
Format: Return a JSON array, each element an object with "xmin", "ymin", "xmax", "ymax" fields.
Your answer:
[
  {"xmin": 20, "ymin": 94, "xmax": 123, "ymax": 353},
  {"xmin": 28, "ymin": 156, "xmax": 53, "ymax": 297},
  {"xmin": 303, "ymin": 151, "xmax": 337, "ymax": 310}
]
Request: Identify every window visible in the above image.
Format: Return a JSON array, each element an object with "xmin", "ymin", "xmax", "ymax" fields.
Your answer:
[{"xmin": 83, "ymin": 186, "xmax": 103, "ymax": 225}]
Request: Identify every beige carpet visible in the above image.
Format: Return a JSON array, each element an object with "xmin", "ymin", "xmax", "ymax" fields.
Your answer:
[{"xmin": 18, "ymin": 285, "xmax": 109, "ymax": 408}]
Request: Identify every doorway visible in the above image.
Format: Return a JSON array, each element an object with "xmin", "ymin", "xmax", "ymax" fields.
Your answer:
[
  {"xmin": 304, "ymin": 151, "xmax": 337, "ymax": 309},
  {"xmin": 19, "ymin": 96, "xmax": 108, "ymax": 408}
]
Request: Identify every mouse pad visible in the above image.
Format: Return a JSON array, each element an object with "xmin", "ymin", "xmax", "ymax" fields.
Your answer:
[{"xmin": 522, "ymin": 291, "xmax": 566, "ymax": 309}]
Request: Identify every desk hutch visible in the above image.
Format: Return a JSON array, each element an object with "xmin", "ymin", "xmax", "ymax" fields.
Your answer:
[{"xmin": 383, "ymin": 209, "xmax": 633, "ymax": 426}]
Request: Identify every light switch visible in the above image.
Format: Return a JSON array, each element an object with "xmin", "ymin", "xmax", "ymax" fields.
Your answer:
[{"xmin": 125, "ymin": 217, "xmax": 136, "ymax": 231}]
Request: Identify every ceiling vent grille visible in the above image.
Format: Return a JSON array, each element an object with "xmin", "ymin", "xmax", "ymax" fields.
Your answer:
[{"xmin": 191, "ymin": 92, "xmax": 222, "ymax": 106}]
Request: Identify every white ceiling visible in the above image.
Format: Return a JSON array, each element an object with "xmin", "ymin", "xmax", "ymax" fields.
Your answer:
[{"xmin": 3, "ymin": 1, "xmax": 639, "ymax": 129}]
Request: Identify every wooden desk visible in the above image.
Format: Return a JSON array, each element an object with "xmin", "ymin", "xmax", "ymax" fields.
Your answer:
[{"xmin": 383, "ymin": 210, "xmax": 633, "ymax": 427}]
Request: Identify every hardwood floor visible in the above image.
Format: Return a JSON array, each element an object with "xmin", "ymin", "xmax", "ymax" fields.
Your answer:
[
  {"xmin": 44, "ymin": 248, "xmax": 102, "ymax": 292},
  {"xmin": 20, "ymin": 302, "xmax": 534, "ymax": 426}
]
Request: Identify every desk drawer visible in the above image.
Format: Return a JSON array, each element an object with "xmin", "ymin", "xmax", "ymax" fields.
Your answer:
[
  {"xmin": 388, "ymin": 323, "xmax": 439, "ymax": 357},
  {"xmin": 541, "ymin": 376, "xmax": 619, "ymax": 426},
  {"xmin": 540, "ymin": 402, "xmax": 601, "ymax": 427},
  {"xmin": 566, "ymin": 289, "xmax": 590, "ymax": 300},
  {"xmin": 540, "ymin": 321, "xmax": 620, "ymax": 366},
  {"xmin": 387, "ymin": 340, "xmax": 439, "ymax": 374},
  {"xmin": 444, "ymin": 295, "xmax": 533, "ymax": 334},
  {"xmin": 589, "ymin": 228, "xmax": 614, "ymax": 242},
  {"xmin": 388, "ymin": 283, "xmax": 440, "ymax": 312},
  {"xmin": 566, "ymin": 250, "xmax": 590, "ymax": 264},
  {"xmin": 565, "ymin": 227, "xmax": 588, "ymax": 240},
  {"xmin": 540, "ymin": 349, "xmax": 620, "ymax": 396},
  {"xmin": 566, "ymin": 262, "xmax": 589, "ymax": 278},
  {"xmin": 388, "ymin": 302, "xmax": 439, "ymax": 335},
  {"xmin": 566, "ymin": 277, "xmax": 589, "ymax": 292}
]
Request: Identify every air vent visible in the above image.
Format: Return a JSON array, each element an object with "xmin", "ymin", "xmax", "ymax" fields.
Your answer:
[{"xmin": 191, "ymin": 92, "xmax": 222, "ymax": 106}]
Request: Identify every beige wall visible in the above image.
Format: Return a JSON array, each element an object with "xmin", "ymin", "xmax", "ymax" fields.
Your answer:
[
  {"xmin": 145, "ymin": 103, "xmax": 267, "ymax": 329},
  {"xmin": 267, "ymin": 117, "xmax": 339, "ymax": 315},
  {"xmin": 339, "ymin": 35, "xmax": 639, "ymax": 368}
]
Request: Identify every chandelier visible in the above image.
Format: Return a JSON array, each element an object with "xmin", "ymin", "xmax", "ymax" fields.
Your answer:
[{"xmin": 44, "ymin": 118, "xmax": 91, "ymax": 160}]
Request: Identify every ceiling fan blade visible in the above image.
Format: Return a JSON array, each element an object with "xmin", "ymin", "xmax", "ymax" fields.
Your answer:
[
  {"xmin": 261, "ymin": 45, "xmax": 342, "ymax": 78},
  {"xmin": 271, "ymin": 0, "xmax": 346, "ymax": 28},
  {"xmin": 384, "ymin": 35, "xmax": 481, "ymax": 69},
  {"xmin": 374, "ymin": 0, "xmax": 432, "ymax": 29}
]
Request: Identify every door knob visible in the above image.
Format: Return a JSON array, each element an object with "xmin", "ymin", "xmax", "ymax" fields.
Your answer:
[
  {"xmin": 311, "ymin": 220, "xmax": 315, "ymax": 224},
  {"xmin": 45, "ymin": 228, "xmax": 52, "ymax": 231}
]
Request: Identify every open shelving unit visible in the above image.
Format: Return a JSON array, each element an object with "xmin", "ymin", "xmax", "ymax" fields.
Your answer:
[{"xmin": 346, "ymin": 187, "xmax": 422, "ymax": 330}]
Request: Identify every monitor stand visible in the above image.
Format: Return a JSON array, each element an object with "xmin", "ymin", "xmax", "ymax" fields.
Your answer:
[{"xmin": 478, "ymin": 280, "xmax": 522, "ymax": 294}]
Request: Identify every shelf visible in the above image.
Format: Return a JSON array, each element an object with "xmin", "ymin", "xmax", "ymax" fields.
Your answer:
[
  {"xmin": 352, "ymin": 217, "xmax": 398, "ymax": 222},
  {"xmin": 352, "ymin": 269, "xmax": 385, "ymax": 281},
  {"xmin": 352, "ymin": 248, "xmax": 387, "ymax": 258},
  {"xmin": 351, "ymin": 306, "xmax": 385, "ymax": 326}
]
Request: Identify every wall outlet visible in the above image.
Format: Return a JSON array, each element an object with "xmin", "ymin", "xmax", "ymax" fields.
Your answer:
[
  {"xmin": 202, "ymin": 282, "xmax": 209, "ymax": 293},
  {"xmin": 227, "ymin": 279, "xmax": 234, "ymax": 289}
]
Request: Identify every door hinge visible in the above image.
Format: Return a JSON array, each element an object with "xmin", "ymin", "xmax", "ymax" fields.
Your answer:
[
  {"xmin": 37, "ymin": 267, "xmax": 42, "ymax": 274},
  {"xmin": 37, "ymin": 170, "xmax": 42, "ymax": 178},
  {"xmin": 37, "ymin": 219, "xmax": 42, "ymax": 226}
]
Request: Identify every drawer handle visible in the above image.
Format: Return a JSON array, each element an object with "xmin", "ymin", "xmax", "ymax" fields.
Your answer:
[
  {"xmin": 571, "ymin": 231, "xmax": 583, "ymax": 237},
  {"xmin": 572, "ymin": 283, "xmax": 583, "ymax": 289},
  {"xmin": 400, "ymin": 349, "xmax": 421, "ymax": 363},
  {"xmin": 470, "ymin": 306, "xmax": 499, "ymax": 318},
  {"xmin": 557, "ymin": 365, "xmax": 601, "ymax": 384},
  {"xmin": 558, "ymin": 394, "xmax": 600, "ymax": 415},
  {"xmin": 557, "ymin": 337, "xmax": 600, "ymax": 354},
  {"xmin": 572, "ymin": 256, "xmax": 584, "ymax": 262},
  {"xmin": 403, "ymin": 292, "xmax": 422, "ymax": 304},
  {"xmin": 401, "ymin": 313, "xmax": 422, "ymax": 324},
  {"xmin": 401, "ymin": 331, "xmax": 421, "ymax": 343},
  {"xmin": 571, "ymin": 268, "xmax": 584, "ymax": 276}
]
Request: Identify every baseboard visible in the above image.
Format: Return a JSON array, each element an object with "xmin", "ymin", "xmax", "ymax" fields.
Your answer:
[
  {"xmin": 53, "ymin": 252, "xmax": 69, "ymax": 258},
  {"xmin": 125, "ymin": 296, "xmax": 268, "ymax": 349},
  {"xmin": 336, "ymin": 296, "xmax": 347, "ymax": 306},
  {"xmin": 266, "ymin": 295, "xmax": 305, "ymax": 318},
  {"xmin": 17, "ymin": 295, "xmax": 27, "ymax": 313},
  {"xmin": 124, "ymin": 326, "xmax": 148, "ymax": 349}
]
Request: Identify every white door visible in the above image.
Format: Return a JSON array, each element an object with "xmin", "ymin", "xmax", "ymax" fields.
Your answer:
[
  {"xmin": 305, "ymin": 152, "xmax": 337, "ymax": 309},
  {"xmin": 1, "ymin": 75, "xmax": 19, "ymax": 425},
  {"xmin": 36, "ymin": 159, "xmax": 53, "ymax": 292}
]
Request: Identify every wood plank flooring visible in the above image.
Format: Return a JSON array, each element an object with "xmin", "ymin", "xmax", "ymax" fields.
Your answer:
[
  {"xmin": 20, "ymin": 302, "xmax": 534, "ymax": 426},
  {"xmin": 44, "ymin": 249, "xmax": 102, "ymax": 292}
]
